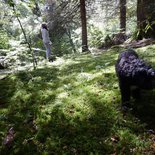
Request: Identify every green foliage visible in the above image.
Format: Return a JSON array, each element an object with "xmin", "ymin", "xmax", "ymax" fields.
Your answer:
[
  {"xmin": 17, "ymin": 2, "xmax": 29, "ymax": 17},
  {"xmin": 113, "ymin": 129, "xmax": 147, "ymax": 154},
  {"xmin": 88, "ymin": 25, "xmax": 104, "ymax": 48},
  {"xmin": 0, "ymin": 30, "xmax": 10, "ymax": 49},
  {"xmin": 52, "ymin": 35, "xmax": 78, "ymax": 56},
  {"xmin": 6, "ymin": 0, "xmax": 15, "ymax": 7}
]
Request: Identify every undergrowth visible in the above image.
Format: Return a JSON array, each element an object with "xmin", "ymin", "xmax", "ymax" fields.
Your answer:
[{"xmin": 0, "ymin": 45, "xmax": 155, "ymax": 154}]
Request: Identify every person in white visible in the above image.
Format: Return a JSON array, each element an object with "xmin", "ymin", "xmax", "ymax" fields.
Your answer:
[{"xmin": 41, "ymin": 23, "xmax": 52, "ymax": 61}]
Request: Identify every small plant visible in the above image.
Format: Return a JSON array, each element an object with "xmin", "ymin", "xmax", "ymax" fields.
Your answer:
[
  {"xmin": 0, "ymin": 30, "xmax": 10, "ymax": 49},
  {"xmin": 88, "ymin": 24, "xmax": 104, "ymax": 48}
]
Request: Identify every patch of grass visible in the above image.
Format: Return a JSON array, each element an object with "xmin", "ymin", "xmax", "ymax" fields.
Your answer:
[{"xmin": 0, "ymin": 45, "xmax": 155, "ymax": 154}]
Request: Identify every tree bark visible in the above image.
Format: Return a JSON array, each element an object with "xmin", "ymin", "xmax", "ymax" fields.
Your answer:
[
  {"xmin": 120, "ymin": 0, "xmax": 126, "ymax": 32},
  {"xmin": 80, "ymin": 0, "xmax": 88, "ymax": 52}
]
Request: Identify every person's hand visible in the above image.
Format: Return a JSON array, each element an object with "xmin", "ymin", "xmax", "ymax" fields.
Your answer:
[{"xmin": 49, "ymin": 42, "xmax": 52, "ymax": 45}]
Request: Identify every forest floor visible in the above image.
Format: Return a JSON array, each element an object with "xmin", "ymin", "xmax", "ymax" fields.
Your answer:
[{"xmin": 0, "ymin": 43, "xmax": 155, "ymax": 154}]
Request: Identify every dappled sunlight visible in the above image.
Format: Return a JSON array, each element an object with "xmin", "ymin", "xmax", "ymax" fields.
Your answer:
[
  {"xmin": 1, "ymin": 0, "xmax": 155, "ymax": 153},
  {"xmin": 76, "ymin": 72, "xmax": 96, "ymax": 81},
  {"xmin": 76, "ymin": 66, "xmax": 114, "ymax": 82},
  {"xmin": 60, "ymin": 96, "xmax": 96, "ymax": 120},
  {"xmin": 1, "ymin": 46, "xmax": 155, "ymax": 154},
  {"xmin": 136, "ymin": 45, "xmax": 155, "ymax": 65},
  {"xmin": 57, "ymin": 92, "xmax": 69, "ymax": 99},
  {"xmin": 52, "ymin": 56, "xmax": 82, "ymax": 68}
]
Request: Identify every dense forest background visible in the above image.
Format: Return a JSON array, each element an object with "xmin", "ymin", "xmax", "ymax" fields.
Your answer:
[
  {"xmin": 1, "ymin": 0, "xmax": 155, "ymax": 154},
  {"xmin": 1, "ymin": 0, "xmax": 155, "ymax": 62},
  {"xmin": 0, "ymin": 0, "xmax": 138, "ymax": 59}
]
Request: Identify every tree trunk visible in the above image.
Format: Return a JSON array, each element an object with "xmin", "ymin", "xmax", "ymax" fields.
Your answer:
[
  {"xmin": 80, "ymin": 0, "xmax": 88, "ymax": 52},
  {"xmin": 12, "ymin": 5, "xmax": 37, "ymax": 69},
  {"xmin": 120, "ymin": 0, "xmax": 126, "ymax": 32},
  {"xmin": 137, "ymin": 0, "xmax": 155, "ymax": 39}
]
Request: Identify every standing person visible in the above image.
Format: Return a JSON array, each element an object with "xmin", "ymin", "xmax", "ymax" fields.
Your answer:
[{"xmin": 41, "ymin": 23, "xmax": 52, "ymax": 61}]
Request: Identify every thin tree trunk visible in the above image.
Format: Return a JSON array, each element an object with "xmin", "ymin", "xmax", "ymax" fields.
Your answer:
[
  {"xmin": 12, "ymin": 6, "xmax": 37, "ymax": 69},
  {"xmin": 80, "ymin": 0, "xmax": 88, "ymax": 52},
  {"xmin": 120, "ymin": 0, "xmax": 126, "ymax": 32},
  {"xmin": 137, "ymin": 0, "xmax": 145, "ymax": 40}
]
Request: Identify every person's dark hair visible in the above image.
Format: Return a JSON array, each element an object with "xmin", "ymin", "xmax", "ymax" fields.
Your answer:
[{"xmin": 41, "ymin": 23, "xmax": 48, "ymax": 30}]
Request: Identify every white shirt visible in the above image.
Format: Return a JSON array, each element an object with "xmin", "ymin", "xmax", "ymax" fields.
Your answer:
[{"xmin": 41, "ymin": 28, "xmax": 50, "ymax": 43}]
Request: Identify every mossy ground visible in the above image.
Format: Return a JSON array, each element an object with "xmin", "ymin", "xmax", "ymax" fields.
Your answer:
[{"xmin": 0, "ymin": 45, "xmax": 155, "ymax": 154}]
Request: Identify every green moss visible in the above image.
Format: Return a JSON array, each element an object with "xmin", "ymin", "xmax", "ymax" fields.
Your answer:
[{"xmin": 0, "ymin": 45, "xmax": 155, "ymax": 154}]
